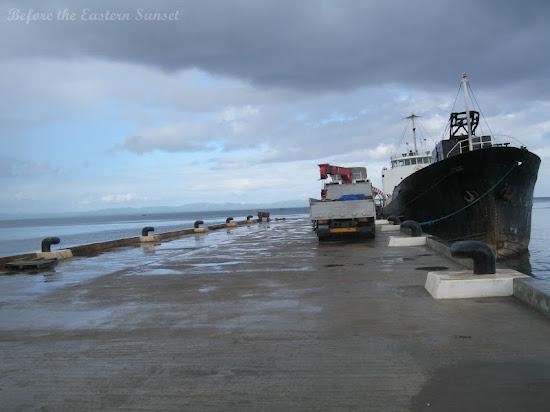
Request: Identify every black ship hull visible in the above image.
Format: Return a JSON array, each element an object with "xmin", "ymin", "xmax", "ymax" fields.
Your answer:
[{"xmin": 383, "ymin": 147, "xmax": 540, "ymax": 259}]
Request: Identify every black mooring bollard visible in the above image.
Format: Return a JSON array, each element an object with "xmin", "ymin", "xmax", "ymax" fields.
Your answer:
[
  {"xmin": 226, "ymin": 217, "xmax": 234, "ymax": 224},
  {"xmin": 387, "ymin": 215, "xmax": 401, "ymax": 225},
  {"xmin": 450, "ymin": 240, "xmax": 496, "ymax": 275},
  {"xmin": 400, "ymin": 220, "xmax": 422, "ymax": 237},
  {"xmin": 246, "ymin": 215, "xmax": 253, "ymax": 221},
  {"xmin": 142, "ymin": 227, "xmax": 155, "ymax": 236},
  {"xmin": 41, "ymin": 237, "xmax": 60, "ymax": 252},
  {"xmin": 194, "ymin": 220, "xmax": 204, "ymax": 228}
]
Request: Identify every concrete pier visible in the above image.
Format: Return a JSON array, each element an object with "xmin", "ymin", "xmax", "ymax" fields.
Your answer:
[{"xmin": 1, "ymin": 219, "xmax": 550, "ymax": 411}]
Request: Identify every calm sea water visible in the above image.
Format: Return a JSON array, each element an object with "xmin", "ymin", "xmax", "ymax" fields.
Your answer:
[
  {"xmin": 528, "ymin": 198, "xmax": 550, "ymax": 280},
  {"xmin": 0, "ymin": 202, "xmax": 548, "ymax": 280}
]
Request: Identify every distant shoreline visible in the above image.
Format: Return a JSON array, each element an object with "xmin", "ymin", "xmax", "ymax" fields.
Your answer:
[{"xmin": 0, "ymin": 204, "xmax": 309, "ymax": 221}]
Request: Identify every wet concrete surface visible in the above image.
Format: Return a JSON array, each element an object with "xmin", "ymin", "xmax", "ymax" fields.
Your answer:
[{"xmin": 1, "ymin": 219, "xmax": 550, "ymax": 411}]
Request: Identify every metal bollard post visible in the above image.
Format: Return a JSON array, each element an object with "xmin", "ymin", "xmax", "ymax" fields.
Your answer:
[
  {"xmin": 41, "ymin": 237, "xmax": 60, "ymax": 252},
  {"xmin": 450, "ymin": 240, "xmax": 496, "ymax": 275},
  {"xmin": 141, "ymin": 227, "xmax": 155, "ymax": 236},
  {"xmin": 400, "ymin": 220, "xmax": 422, "ymax": 237},
  {"xmin": 387, "ymin": 215, "xmax": 401, "ymax": 225}
]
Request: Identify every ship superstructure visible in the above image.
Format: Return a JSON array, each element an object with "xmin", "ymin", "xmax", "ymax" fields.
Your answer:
[{"xmin": 382, "ymin": 114, "xmax": 432, "ymax": 203}]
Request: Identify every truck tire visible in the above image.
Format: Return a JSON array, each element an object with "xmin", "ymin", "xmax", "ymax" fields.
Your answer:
[
  {"xmin": 317, "ymin": 224, "xmax": 330, "ymax": 241},
  {"xmin": 357, "ymin": 222, "xmax": 375, "ymax": 239}
]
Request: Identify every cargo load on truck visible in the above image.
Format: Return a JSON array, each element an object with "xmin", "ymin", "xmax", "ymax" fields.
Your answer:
[{"xmin": 309, "ymin": 164, "xmax": 377, "ymax": 241}]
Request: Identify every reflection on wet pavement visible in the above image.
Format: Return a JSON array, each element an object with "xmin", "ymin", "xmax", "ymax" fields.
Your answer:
[
  {"xmin": 0, "ymin": 219, "xmax": 321, "ymax": 330},
  {"xmin": 0, "ymin": 221, "xmax": 300, "ymax": 285}
]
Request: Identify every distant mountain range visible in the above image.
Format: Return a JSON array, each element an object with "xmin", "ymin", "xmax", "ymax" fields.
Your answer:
[
  {"xmin": 83, "ymin": 200, "xmax": 309, "ymax": 215},
  {"xmin": 0, "ymin": 200, "xmax": 309, "ymax": 219}
]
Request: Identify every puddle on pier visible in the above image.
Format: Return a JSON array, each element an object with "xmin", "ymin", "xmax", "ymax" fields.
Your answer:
[
  {"xmin": 129, "ymin": 268, "xmax": 182, "ymax": 276},
  {"xmin": 198, "ymin": 286, "xmax": 218, "ymax": 294},
  {"xmin": 0, "ymin": 220, "xmax": 317, "ymax": 301}
]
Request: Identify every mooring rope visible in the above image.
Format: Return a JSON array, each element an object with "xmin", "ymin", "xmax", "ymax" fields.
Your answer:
[{"xmin": 419, "ymin": 163, "xmax": 518, "ymax": 226}]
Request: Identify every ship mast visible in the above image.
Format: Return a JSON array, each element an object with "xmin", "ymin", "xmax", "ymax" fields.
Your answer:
[
  {"xmin": 461, "ymin": 73, "xmax": 474, "ymax": 151},
  {"xmin": 405, "ymin": 113, "xmax": 420, "ymax": 154}
]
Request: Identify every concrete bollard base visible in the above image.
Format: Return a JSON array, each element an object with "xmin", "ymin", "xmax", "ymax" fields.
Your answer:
[
  {"xmin": 36, "ymin": 249, "xmax": 73, "ymax": 260},
  {"xmin": 380, "ymin": 225, "xmax": 401, "ymax": 232},
  {"xmin": 139, "ymin": 235, "xmax": 160, "ymax": 243},
  {"xmin": 193, "ymin": 227, "xmax": 208, "ymax": 233},
  {"xmin": 375, "ymin": 219, "xmax": 389, "ymax": 225},
  {"xmin": 425, "ymin": 269, "xmax": 528, "ymax": 299},
  {"xmin": 388, "ymin": 236, "xmax": 427, "ymax": 247},
  {"xmin": 225, "ymin": 222, "xmax": 238, "ymax": 228}
]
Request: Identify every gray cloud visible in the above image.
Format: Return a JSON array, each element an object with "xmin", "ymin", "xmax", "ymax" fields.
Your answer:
[
  {"xmin": 2, "ymin": 0, "xmax": 549, "ymax": 96},
  {"xmin": 123, "ymin": 121, "xmax": 219, "ymax": 154},
  {"xmin": 0, "ymin": 156, "xmax": 58, "ymax": 178}
]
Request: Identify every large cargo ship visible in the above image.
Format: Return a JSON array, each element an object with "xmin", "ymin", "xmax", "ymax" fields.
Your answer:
[{"xmin": 383, "ymin": 74, "xmax": 540, "ymax": 259}]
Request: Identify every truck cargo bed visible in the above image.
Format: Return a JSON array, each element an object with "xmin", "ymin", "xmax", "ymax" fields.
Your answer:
[{"xmin": 309, "ymin": 198, "xmax": 376, "ymax": 220}]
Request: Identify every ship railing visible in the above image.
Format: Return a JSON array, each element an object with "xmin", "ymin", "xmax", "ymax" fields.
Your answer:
[{"xmin": 446, "ymin": 135, "xmax": 499, "ymax": 158}]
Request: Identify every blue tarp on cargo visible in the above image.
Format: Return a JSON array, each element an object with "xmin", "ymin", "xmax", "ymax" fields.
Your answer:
[{"xmin": 337, "ymin": 194, "xmax": 365, "ymax": 201}]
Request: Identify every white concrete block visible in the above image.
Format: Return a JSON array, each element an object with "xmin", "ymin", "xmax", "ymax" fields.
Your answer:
[
  {"xmin": 36, "ymin": 249, "xmax": 73, "ymax": 259},
  {"xmin": 225, "ymin": 222, "xmax": 238, "ymax": 228},
  {"xmin": 425, "ymin": 269, "xmax": 528, "ymax": 299},
  {"xmin": 375, "ymin": 219, "xmax": 389, "ymax": 225},
  {"xmin": 388, "ymin": 236, "xmax": 427, "ymax": 247},
  {"xmin": 380, "ymin": 225, "xmax": 401, "ymax": 232},
  {"xmin": 193, "ymin": 227, "xmax": 208, "ymax": 233},
  {"xmin": 140, "ymin": 235, "xmax": 160, "ymax": 243}
]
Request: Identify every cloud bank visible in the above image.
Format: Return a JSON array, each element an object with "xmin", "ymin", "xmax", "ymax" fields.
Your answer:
[{"xmin": 1, "ymin": 0, "xmax": 549, "ymax": 213}]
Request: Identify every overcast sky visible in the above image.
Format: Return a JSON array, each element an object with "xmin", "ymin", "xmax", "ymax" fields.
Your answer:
[{"xmin": 1, "ymin": 0, "xmax": 549, "ymax": 214}]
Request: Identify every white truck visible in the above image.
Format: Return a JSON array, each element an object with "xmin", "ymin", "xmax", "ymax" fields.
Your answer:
[{"xmin": 309, "ymin": 164, "xmax": 376, "ymax": 241}]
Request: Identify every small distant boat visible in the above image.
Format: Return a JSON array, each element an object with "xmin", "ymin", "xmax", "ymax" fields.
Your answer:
[{"xmin": 382, "ymin": 73, "xmax": 540, "ymax": 259}]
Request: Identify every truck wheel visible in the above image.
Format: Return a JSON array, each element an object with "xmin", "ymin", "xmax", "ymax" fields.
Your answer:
[
  {"xmin": 357, "ymin": 223, "xmax": 375, "ymax": 239},
  {"xmin": 317, "ymin": 224, "xmax": 330, "ymax": 241}
]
